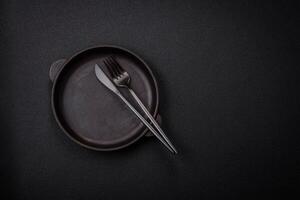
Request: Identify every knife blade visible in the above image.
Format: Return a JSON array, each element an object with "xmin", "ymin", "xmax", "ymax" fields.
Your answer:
[
  {"xmin": 95, "ymin": 64, "xmax": 120, "ymax": 95},
  {"xmin": 94, "ymin": 64, "xmax": 175, "ymax": 153}
]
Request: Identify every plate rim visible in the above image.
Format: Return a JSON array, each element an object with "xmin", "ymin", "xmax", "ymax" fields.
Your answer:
[{"xmin": 51, "ymin": 44, "xmax": 159, "ymax": 151}]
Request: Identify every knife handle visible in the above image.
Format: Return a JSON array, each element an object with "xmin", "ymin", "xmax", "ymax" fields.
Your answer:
[
  {"xmin": 117, "ymin": 93, "xmax": 175, "ymax": 154},
  {"xmin": 128, "ymin": 88, "xmax": 177, "ymax": 153}
]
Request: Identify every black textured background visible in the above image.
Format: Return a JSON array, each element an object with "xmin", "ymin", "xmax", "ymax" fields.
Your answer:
[{"xmin": 1, "ymin": 0, "xmax": 299, "ymax": 199}]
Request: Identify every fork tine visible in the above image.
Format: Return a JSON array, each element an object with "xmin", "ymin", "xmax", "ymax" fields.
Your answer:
[
  {"xmin": 107, "ymin": 56, "xmax": 121, "ymax": 75},
  {"xmin": 103, "ymin": 59, "xmax": 117, "ymax": 78},
  {"xmin": 106, "ymin": 57, "xmax": 118, "ymax": 74},
  {"xmin": 110, "ymin": 56, "xmax": 124, "ymax": 73},
  {"xmin": 107, "ymin": 57, "xmax": 121, "ymax": 76}
]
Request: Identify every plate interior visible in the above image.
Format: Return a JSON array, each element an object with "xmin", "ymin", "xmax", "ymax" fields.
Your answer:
[{"xmin": 52, "ymin": 47, "xmax": 158, "ymax": 150}]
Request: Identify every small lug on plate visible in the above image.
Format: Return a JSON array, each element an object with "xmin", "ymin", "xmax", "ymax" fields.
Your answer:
[
  {"xmin": 145, "ymin": 114, "xmax": 162, "ymax": 137},
  {"xmin": 49, "ymin": 59, "xmax": 66, "ymax": 82}
]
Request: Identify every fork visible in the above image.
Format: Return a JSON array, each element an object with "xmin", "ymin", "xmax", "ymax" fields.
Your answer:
[{"xmin": 103, "ymin": 56, "xmax": 177, "ymax": 154}]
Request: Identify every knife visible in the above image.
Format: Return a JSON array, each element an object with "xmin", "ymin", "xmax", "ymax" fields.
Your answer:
[{"xmin": 94, "ymin": 64, "xmax": 176, "ymax": 154}]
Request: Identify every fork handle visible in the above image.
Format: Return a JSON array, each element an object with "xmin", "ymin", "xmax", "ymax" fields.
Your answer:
[
  {"xmin": 116, "ymin": 93, "xmax": 175, "ymax": 154},
  {"xmin": 128, "ymin": 88, "xmax": 177, "ymax": 154}
]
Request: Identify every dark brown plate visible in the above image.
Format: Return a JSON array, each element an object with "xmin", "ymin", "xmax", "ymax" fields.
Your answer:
[{"xmin": 50, "ymin": 45, "xmax": 159, "ymax": 151}]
